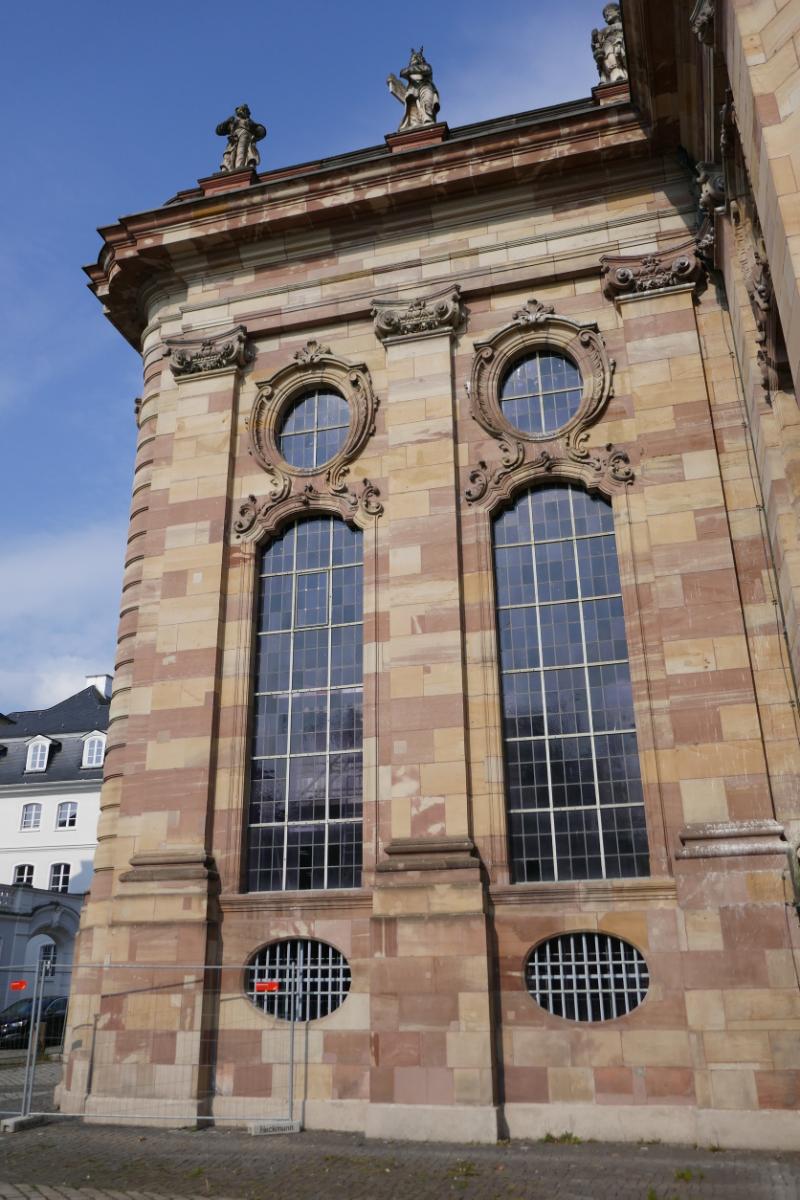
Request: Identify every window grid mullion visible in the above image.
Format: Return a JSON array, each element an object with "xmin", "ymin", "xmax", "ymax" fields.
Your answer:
[
  {"xmin": 568, "ymin": 486, "xmax": 607, "ymax": 880},
  {"xmin": 527, "ymin": 933, "xmax": 649, "ymax": 1023},
  {"xmin": 280, "ymin": 533, "xmax": 300, "ymax": 890},
  {"xmin": 527, "ymin": 491, "xmax": 559, "ymax": 880},
  {"xmin": 323, "ymin": 521, "xmax": 334, "ymax": 889},
  {"xmin": 496, "ymin": 484, "xmax": 647, "ymax": 884},
  {"xmin": 250, "ymin": 518, "xmax": 364, "ymax": 892},
  {"xmin": 315, "ymin": 390, "xmax": 323, "ymax": 467},
  {"xmin": 498, "ymin": 528, "xmax": 614, "ymax": 551},
  {"xmin": 496, "ymin": 588, "xmax": 621, "ymax": 610}
]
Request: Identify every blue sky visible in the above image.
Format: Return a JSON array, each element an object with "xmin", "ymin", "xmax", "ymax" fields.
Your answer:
[{"xmin": 0, "ymin": 0, "xmax": 601, "ymax": 711}]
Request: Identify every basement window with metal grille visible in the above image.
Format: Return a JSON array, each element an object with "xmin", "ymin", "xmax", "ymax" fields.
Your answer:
[
  {"xmin": 245, "ymin": 938, "xmax": 351, "ymax": 1022},
  {"xmin": 526, "ymin": 932, "xmax": 649, "ymax": 1022}
]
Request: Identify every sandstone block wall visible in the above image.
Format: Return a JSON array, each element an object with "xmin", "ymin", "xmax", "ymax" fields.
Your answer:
[{"xmin": 62, "ymin": 66, "xmax": 800, "ymax": 1144}]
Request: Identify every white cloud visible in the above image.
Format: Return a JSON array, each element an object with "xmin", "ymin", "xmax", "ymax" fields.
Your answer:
[{"xmin": 0, "ymin": 522, "xmax": 125, "ymax": 712}]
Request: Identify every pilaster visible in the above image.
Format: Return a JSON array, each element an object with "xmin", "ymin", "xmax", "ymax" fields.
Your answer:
[
  {"xmin": 608, "ymin": 275, "xmax": 775, "ymax": 837},
  {"xmin": 62, "ymin": 328, "xmax": 251, "ymax": 1122},
  {"xmin": 366, "ymin": 293, "xmax": 497, "ymax": 1136}
]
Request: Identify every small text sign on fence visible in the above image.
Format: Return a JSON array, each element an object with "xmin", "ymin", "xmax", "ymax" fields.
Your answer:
[{"xmin": 248, "ymin": 1119, "xmax": 301, "ymax": 1135}]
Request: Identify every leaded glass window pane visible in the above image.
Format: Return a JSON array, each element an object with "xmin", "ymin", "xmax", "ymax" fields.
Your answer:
[
  {"xmin": 493, "ymin": 484, "xmax": 648, "ymax": 882},
  {"xmin": 278, "ymin": 390, "xmax": 349, "ymax": 469},
  {"xmin": 248, "ymin": 516, "xmax": 363, "ymax": 891},
  {"xmin": 500, "ymin": 353, "xmax": 582, "ymax": 436}
]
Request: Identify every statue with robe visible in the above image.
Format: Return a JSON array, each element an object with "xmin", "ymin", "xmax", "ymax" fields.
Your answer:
[
  {"xmin": 215, "ymin": 104, "xmax": 267, "ymax": 173},
  {"xmin": 387, "ymin": 48, "xmax": 440, "ymax": 132},
  {"xmin": 591, "ymin": 4, "xmax": 628, "ymax": 84}
]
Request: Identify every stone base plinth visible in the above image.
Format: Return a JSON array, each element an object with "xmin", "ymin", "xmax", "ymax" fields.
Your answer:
[
  {"xmin": 366, "ymin": 1102, "xmax": 499, "ymax": 1144},
  {"xmin": 80, "ymin": 1095, "xmax": 205, "ymax": 1128},
  {"xmin": 505, "ymin": 1102, "xmax": 800, "ymax": 1153},
  {"xmin": 385, "ymin": 122, "xmax": 449, "ymax": 152}
]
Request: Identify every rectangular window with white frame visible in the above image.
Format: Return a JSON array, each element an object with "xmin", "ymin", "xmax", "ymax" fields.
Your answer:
[
  {"xmin": 56, "ymin": 801, "xmax": 78, "ymax": 829},
  {"xmin": 20, "ymin": 803, "xmax": 42, "ymax": 831},
  {"xmin": 13, "ymin": 864, "xmax": 34, "ymax": 886},
  {"xmin": 49, "ymin": 863, "xmax": 70, "ymax": 894}
]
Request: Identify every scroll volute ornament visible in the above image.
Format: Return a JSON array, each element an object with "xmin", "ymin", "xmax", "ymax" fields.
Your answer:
[
  {"xmin": 466, "ymin": 300, "xmax": 630, "ymax": 506},
  {"xmin": 239, "ymin": 341, "xmax": 382, "ymax": 538}
]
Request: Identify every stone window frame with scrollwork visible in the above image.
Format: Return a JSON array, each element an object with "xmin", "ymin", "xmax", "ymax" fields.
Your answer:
[
  {"xmin": 460, "ymin": 302, "xmax": 664, "ymax": 885},
  {"xmin": 224, "ymin": 341, "xmax": 383, "ymax": 898},
  {"xmin": 235, "ymin": 340, "xmax": 383, "ymax": 542},
  {"xmin": 464, "ymin": 299, "xmax": 632, "ymax": 509}
]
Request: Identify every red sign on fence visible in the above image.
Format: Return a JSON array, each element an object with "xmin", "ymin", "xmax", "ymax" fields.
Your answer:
[
  {"xmin": 254, "ymin": 981, "xmax": 280, "ymax": 993},
  {"xmin": 9, "ymin": 980, "xmax": 27, "ymax": 991}
]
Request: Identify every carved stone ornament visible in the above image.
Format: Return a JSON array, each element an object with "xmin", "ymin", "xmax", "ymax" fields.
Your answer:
[
  {"xmin": 600, "ymin": 233, "xmax": 707, "ymax": 300},
  {"xmin": 237, "ymin": 341, "xmax": 382, "ymax": 539},
  {"xmin": 727, "ymin": 187, "xmax": 773, "ymax": 391},
  {"xmin": 740, "ymin": 216, "xmax": 779, "ymax": 393},
  {"xmin": 689, "ymin": 0, "xmax": 715, "ymax": 45},
  {"xmin": 465, "ymin": 299, "xmax": 631, "ymax": 508},
  {"xmin": 696, "ymin": 161, "xmax": 725, "ymax": 215},
  {"xmin": 371, "ymin": 285, "xmax": 465, "ymax": 342},
  {"xmin": 720, "ymin": 89, "xmax": 736, "ymax": 165},
  {"xmin": 387, "ymin": 47, "xmax": 441, "ymax": 132},
  {"xmin": 215, "ymin": 104, "xmax": 266, "ymax": 173},
  {"xmin": 591, "ymin": 4, "xmax": 627, "ymax": 84},
  {"xmin": 165, "ymin": 325, "xmax": 254, "ymax": 378}
]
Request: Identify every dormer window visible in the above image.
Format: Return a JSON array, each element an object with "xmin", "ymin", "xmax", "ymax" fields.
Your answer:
[
  {"xmin": 82, "ymin": 733, "xmax": 106, "ymax": 769},
  {"xmin": 26, "ymin": 738, "xmax": 51, "ymax": 772}
]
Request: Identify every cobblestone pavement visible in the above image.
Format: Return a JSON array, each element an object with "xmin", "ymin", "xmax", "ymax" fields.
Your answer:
[
  {"xmin": 1, "ymin": 1122, "xmax": 799, "ymax": 1200},
  {"xmin": 0, "ymin": 1061, "xmax": 59, "ymax": 1116}
]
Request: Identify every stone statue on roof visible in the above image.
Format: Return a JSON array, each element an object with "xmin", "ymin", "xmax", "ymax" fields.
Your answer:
[
  {"xmin": 387, "ymin": 48, "xmax": 441, "ymax": 132},
  {"xmin": 215, "ymin": 104, "xmax": 267, "ymax": 173},
  {"xmin": 591, "ymin": 4, "xmax": 628, "ymax": 84}
]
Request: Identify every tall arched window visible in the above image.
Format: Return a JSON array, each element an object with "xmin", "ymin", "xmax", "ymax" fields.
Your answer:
[
  {"xmin": 493, "ymin": 483, "xmax": 648, "ymax": 881},
  {"xmin": 247, "ymin": 516, "xmax": 363, "ymax": 891}
]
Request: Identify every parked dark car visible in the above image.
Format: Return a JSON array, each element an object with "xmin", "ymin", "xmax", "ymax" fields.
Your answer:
[{"xmin": 0, "ymin": 996, "xmax": 68, "ymax": 1050}]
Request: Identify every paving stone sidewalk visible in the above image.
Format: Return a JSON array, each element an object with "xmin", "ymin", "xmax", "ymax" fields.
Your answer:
[{"xmin": 1, "ymin": 1123, "xmax": 800, "ymax": 1200}]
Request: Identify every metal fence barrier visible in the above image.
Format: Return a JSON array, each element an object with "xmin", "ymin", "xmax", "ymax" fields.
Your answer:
[{"xmin": 0, "ymin": 961, "xmax": 304, "ymax": 1131}]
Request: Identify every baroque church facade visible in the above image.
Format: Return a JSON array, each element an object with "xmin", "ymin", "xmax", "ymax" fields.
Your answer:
[{"xmin": 61, "ymin": 0, "xmax": 800, "ymax": 1146}]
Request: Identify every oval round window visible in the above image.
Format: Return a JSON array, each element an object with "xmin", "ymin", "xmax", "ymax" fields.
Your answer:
[
  {"xmin": 526, "ymin": 932, "xmax": 649, "ymax": 1022},
  {"xmin": 277, "ymin": 389, "xmax": 349, "ymax": 469},
  {"xmin": 500, "ymin": 351, "xmax": 582, "ymax": 436},
  {"xmin": 245, "ymin": 937, "xmax": 351, "ymax": 1022}
]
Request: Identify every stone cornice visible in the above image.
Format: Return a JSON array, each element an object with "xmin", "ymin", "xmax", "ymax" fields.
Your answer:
[
  {"xmin": 86, "ymin": 99, "xmax": 648, "ymax": 348},
  {"xmin": 0, "ymin": 780, "xmax": 102, "ymax": 797},
  {"xmin": 490, "ymin": 878, "xmax": 677, "ymax": 906},
  {"xmin": 120, "ymin": 849, "xmax": 218, "ymax": 884},
  {"xmin": 221, "ymin": 890, "xmax": 373, "ymax": 913},
  {"xmin": 676, "ymin": 820, "xmax": 788, "ymax": 859}
]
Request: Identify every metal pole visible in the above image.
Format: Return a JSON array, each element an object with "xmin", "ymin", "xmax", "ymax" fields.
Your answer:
[
  {"xmin": 21, "ymin": 959, "xmax": 46, "ymax": 1117},
  {"xmin": 287, "ymin": 960, "xmax": 296, "ymax": 1124},
  {"xmin": 21, "ymin": 968, "xmax": 38, "ymax": 1115}
]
